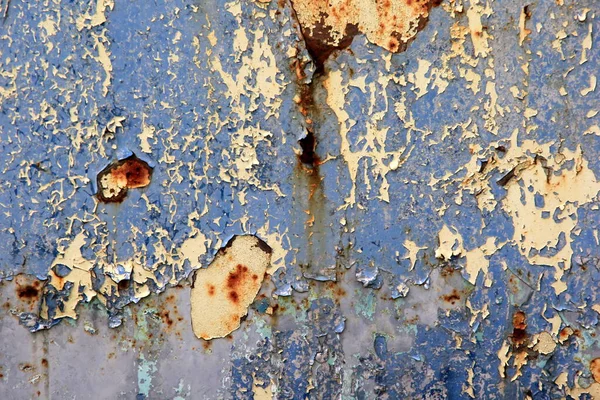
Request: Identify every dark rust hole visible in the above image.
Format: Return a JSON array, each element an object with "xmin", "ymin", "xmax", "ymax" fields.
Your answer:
[{"xmin": 96, "ymin": 154, "xmax": 153, "ymax": 203}]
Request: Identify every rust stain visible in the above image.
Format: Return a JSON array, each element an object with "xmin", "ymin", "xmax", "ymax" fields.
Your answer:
[
  {"xmin": 559, "ymin": 326, "xmax": 574, "ymax": 343},
  {"xmin": 17, "ymin": 284, "xmax": 39, "ymax": 300},
  {"xmin": 12, "ymin": 275, "xmax": 44, "ymax": 312},
  {"xmin": 511, "ymin": 310, "xmax": 528, "ymax": 346},
  {"xmin": 96, "ymin": 154, "xmax": 152, "ymax": 203}
]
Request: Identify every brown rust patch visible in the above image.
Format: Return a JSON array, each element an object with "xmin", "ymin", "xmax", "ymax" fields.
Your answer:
[
  {"xmin": 590, "ymin": 358, "xmax": 600, "ymax": 383},
  {"xmin": 13, "ymin": 275, "xmax": 43, "ymax": 312},
  {"xmin": 559, "ymin": 326, "xmax": 574, "ymax": 343},
  {"xmin": 17, "ymin": 284, "xmax": 39, "ymax": 300},
  {"xmin": 511, "ymin": 310, "xmax": 528, "ymax": 345},
  {"xmin": 96, "ymin": 154, "xmax": 152, "ymax": 203},
  {"xmin": 290, "ymin": 0, "xmax": 441, "ymax": 68},
  {"xmin": 441, "ymin": 289, "xmax": 461, "ymax": 305}
]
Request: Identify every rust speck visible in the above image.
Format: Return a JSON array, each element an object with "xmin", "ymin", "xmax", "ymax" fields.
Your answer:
[
  {"xmin": 441, "ymin": 289, "xmax": 461, "ymax": 305},
  {"xmin": 97, "ymin": 154, "xmax": 152, "ymax": 203},
  {"xmin": 228, "ymin": 291, "xmax": 240, "ymax": 304},
  {"xmin": 207, "ymin": 284, "xmax": 216, "ymax": 296},
  {"xmin": 161, "ymin": 310, "xmax": 174, "ymax": 327}
]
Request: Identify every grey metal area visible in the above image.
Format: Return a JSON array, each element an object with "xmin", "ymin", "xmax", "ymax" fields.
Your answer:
[{"xmin": 1, "ymin": 0, "xmax": 600, "ymax": 398}]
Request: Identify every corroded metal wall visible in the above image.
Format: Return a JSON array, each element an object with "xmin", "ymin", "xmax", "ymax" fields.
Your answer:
[{"xmin": 1, "ymin": 0, "xmax": 599, "ymax": 398}]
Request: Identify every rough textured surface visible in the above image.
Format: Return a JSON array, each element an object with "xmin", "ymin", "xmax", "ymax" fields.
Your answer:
[{"xmin": 0, "ymin": 0, "xmax": 599, "ymax": 398}]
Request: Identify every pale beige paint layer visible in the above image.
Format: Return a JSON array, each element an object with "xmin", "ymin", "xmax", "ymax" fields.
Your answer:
[{"xmin": 191, "ymin": 235, "xmax": 272, "ymax": 340}]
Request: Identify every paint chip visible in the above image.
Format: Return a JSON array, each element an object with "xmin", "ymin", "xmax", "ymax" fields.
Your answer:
[{"xmin": 190, "ymin": 235, "xmax": 272, "ymax": 340}]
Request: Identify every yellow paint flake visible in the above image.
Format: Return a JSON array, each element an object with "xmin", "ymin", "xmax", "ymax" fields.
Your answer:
[
  {"xmin": 139, "ymin": 118, "xmax": 156, "ymax": 154},
  {"xmin": 497, "ymin": 340, "xmax": 511, "ymax": 378},
  {"xmin": 44, "ymin": 232, "xmax": 96, "ymax": 320},
  {"xmin": 466, "ymin": 0, "xmax": 491, "ymax": 57},
  {"xmin": 408, "ymin": 59, "xmax": 432, "ymax": 98},
  {"xmin": 403, "ymin": 240, "xmax": 427, "ymax": 271},
  {"xmin": 519, "ymin": 6, "xmax": 531, "ymax": 46},
  {"xmin": 580, "ymin": 23, "xmax": 593, "ymax": 65},
  {"xmin": 435, "ymin": 225, "xmax": 464, "ymax": 260},
  {"xmin": 580, "ymin": 75, "xmax": 597, "ymax": 96},
  {"xmin": 76, "ymin": 0, "xmax": 114, "ymax": 31},
  {"xmin": 252, "ymin": 375, "xmax": 274, "ymax": 400},
  {"xmin": 584, "ymin": 125, "xmax": 600, "ymax": 136},
  {"xmin": 503, "ymin": 143, "xmax": 600, "ymax": 293}
]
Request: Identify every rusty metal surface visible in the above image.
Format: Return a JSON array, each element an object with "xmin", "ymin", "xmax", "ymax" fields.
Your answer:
[{"xmin": 1, "ymin": 0, "xmax": 600, "ymax": 398}]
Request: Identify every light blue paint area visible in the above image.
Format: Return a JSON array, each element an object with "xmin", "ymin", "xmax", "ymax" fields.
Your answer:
[{"xmin": 137, "ymin": 353, "xmax": 157, "ymax": 398}]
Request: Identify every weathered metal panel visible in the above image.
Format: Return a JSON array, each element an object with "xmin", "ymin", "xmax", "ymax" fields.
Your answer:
[{"xmin": 1, "ymin": 0, "xmax": 599, "ymax": 398}]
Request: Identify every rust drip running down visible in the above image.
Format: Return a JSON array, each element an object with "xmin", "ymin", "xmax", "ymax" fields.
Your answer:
[
  {"xmin": 96, "ymin": 155, "xmax": 153, "ymax": 203},
  {"xmin": 295, "ymin": 65, "xmax": 322, "ymax": 168}
]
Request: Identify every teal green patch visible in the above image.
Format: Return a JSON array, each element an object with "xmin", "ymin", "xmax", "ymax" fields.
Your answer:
[
  {"xmin": 355, "ymin": 290, "xmax": 377, "ymax": 320},
  {"xmin": 137, "ymin": 353, "xmax": 157, "ymax": 397}
]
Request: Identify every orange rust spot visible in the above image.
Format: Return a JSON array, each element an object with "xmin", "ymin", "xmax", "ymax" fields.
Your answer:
[
  {"xmin": 559, "ymin": 326, "xmax": 574, "ymax": 342},
  {"xmin": 226, "ymin": 264, "xmax": 247, "ymax": 290},
  {"xmin": 41, "ymin": 359, "xmax": 48, "ymax": 368},
  {"xmin": 228, "ymin": 291, "xmax": 239, "ymax": 304},
  {"xmin": 202, "ymin": 340, "xmax": 212, "ymax": 350},
  {"xmin": 223, "ymin": 264, "xmax": 256, "ymax": 305},
  {"xmin": 97, "ymin": 155, "xmax": 152, "ymax": 203},
  {"xmin": 591, "ymin": 358, "xmax": 600, "ymax": 383},
  {"xmin": 207, "ymin": 284, "xmax": 216, "ymax": 296},
  {"xmin": 161, "ymin": 310, "xmax": 174, "ymax": 327}
]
